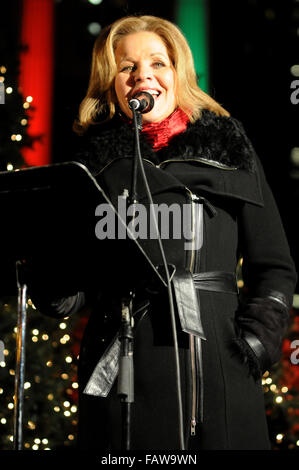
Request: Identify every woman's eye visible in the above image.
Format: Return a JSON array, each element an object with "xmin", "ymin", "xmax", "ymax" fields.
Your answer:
[
  {"xmin": 121, "ymin": 65, "xmax": 135, "ymax": 72},
  {"xmin": 153, "ymin": 62, "xmax": 165, "ymax": 68}
]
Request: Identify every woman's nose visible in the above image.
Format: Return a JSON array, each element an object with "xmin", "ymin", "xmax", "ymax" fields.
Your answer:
[{"xmin": 133, "ymin": 64, "xmax": 153, "ymax": 82}]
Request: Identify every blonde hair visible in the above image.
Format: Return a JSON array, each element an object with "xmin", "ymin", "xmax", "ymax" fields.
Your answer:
[{"xmin": 74, "ymin": 15, "xmax": 229, "ymax": 134}]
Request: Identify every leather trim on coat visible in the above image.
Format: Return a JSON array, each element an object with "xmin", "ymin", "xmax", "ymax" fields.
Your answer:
[{"xmin": 242, "ymin": 331, "xmax": 271, "ymax": 373}]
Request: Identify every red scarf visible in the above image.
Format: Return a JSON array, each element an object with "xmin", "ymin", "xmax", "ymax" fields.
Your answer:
[{"xmin": 141, "ymin": 108, "xmax": 189, "ymax": 151}]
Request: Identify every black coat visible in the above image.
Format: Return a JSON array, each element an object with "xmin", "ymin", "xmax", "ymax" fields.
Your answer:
[{"xmin": 32, "ymin": 110, "xmax": 297, "ymax": 450}]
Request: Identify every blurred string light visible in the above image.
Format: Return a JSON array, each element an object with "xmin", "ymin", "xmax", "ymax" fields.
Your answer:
[
  {"xmin": 0, "ymin": 63, "xmax": 32, "ymax": 173},
  {"xmin": 0, "ymin": 299, "xmax": 79, "ymax": 449},
  {"xmin": 87, "ymin": 22, "xmax": 101, "ymax": 35},
  {"xmin": 290, "ymin": 148, "xmax": 299, "ymax": 180},
  {"xmin": 60, "ymin": 334, "xmax": 70, "ymax": 344},
  {"xmin": 261, "ymin": 372, "xmax": 295, "ymax": 447},
  {"xmin": 10, "ymin": 134, "xmax": 22, "ymax": 142},
  {"xmin": 290, "ymin": 147, "xmax": 299, "ymax": 166},
  {"xmin": 276, "ymin": 433, "xmax": 284, "ymax": 443},
  {"xmin": 290, "ymin": 64, "xmax": 299, "ymax": 76},
  {"xmin": 0, "ymin": 329, "xmax": 81, "ymax": 446},
  {"xmin": 292, "ymin": 294, "xmax": 299, "ymax": 308}
]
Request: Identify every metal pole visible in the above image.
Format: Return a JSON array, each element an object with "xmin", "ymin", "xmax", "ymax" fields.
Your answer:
[
  {"xmin": 117, "ymin": 298, "xmax": 134, "ymax": 450},
  {"xmin": 13, "ymin": 261, "xmax": 28, "ymax": 450}
]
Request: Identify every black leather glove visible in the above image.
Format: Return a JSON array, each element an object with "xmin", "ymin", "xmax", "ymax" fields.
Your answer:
[
  {"xmin": 17, "ymin": 259, "xmax": 86, "ymax": 318},
  {"xmin": 232, "ymin": 296, "xmax": 290, "ymax": 380}
]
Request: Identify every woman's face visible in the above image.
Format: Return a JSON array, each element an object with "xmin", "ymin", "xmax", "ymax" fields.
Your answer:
[{"xmin": 114, "ymin": 31, "xmax": 177, "ymax": 123}]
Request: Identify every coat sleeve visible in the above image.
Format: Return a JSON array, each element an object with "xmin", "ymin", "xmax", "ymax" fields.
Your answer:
[
  {"xmin": 30, "ymin": 291, "xmax": 87, "ymax": 319},
  {"xmin": 235, "ymin": 154, "xmax": 297, "ymax": 379},
  {"xmin": 18, "ymin": 260, "xmax": 88, "ymax": 319}
]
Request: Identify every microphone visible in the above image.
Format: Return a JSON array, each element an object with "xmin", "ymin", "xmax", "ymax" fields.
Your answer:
[{"xmin": 129, "ymin": 91, "xmax": 154, "ymax": 114}]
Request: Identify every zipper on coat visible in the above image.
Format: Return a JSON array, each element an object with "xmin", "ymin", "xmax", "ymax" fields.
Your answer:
[
  {"xmin": 190, "ymin": 334, "xmax": 204, "ymax": 436},
  {"xmin": 184, "ymin": 186, "xmax": 198, "ymax": 272},
  {"xmin": 184, "ymin": 187, "xmax": 203, "ymax": 437},
  {"xmin": 190, "ymin": 334, "xmax": 198, "ymax": 436}
]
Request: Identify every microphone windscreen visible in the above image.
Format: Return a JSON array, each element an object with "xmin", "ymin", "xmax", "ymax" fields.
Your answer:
[{"xmin": 133, "ymin": 91, "xmax": 154, "ymax": 113}]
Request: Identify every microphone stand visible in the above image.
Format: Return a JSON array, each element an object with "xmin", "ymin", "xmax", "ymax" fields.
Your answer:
[
  {"xmin": 117, "ymin": 100, "xmax": 185, "ymax": 450},
  {"xmin": 13, "ymin": 261, "xmax": 28, "ymax": 450},
  {"xmin": 116, "ymin": 105, "xmax": 141, "ymax": 451},
  {"xmin": 117, "ymin": 296, "xmax": 134, "ymax": 451}
]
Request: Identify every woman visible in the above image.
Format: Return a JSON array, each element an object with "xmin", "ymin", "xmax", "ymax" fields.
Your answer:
[{"xmin": 30, "ymin": 15, "xmax": 297, "ymax": 450}]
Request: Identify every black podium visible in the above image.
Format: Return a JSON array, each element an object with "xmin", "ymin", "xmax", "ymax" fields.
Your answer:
[{"xmin": 0, "ymin": 161, "xmax": 164, "ymax": 450}]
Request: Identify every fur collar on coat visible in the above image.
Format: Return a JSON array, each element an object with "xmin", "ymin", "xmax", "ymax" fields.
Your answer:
[{"xmin": 75, "ymin": 109, "xmax": 257, "ymax": 176}]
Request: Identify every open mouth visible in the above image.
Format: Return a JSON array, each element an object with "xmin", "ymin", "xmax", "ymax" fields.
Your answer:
[
  {"xmin": 133, "ymin": 89, "xmax": 161, "ymax": 101},
  {"xmin": 146, "ymin": 90, "xmax": 161, "ymax": 100}
]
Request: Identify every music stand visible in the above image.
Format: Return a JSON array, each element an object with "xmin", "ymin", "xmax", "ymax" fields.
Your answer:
[{"xmin": 0, "ymin": 161, "xmax": 164, "ymax": 450}]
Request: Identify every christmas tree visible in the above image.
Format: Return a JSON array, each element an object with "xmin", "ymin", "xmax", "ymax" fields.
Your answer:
[
  {"xmin": 237, "ymin": 260, "xmax": 299, "ymax": 450},
  {"xmin": 263, "ymin": 306, "xmax": 299, "ymax": 450},
  {"xmin": 0, "ymin": 29, "xmax": 88, "ymax": 450},
  {"xmin": 0, "ymin": 296, "xmax": 89, "ymax": 450}
]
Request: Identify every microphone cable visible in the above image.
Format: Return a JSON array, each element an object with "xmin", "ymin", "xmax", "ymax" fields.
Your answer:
[{"xmin": 130, "ymin": 104, "xmax": 185, "ymax": 451}]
